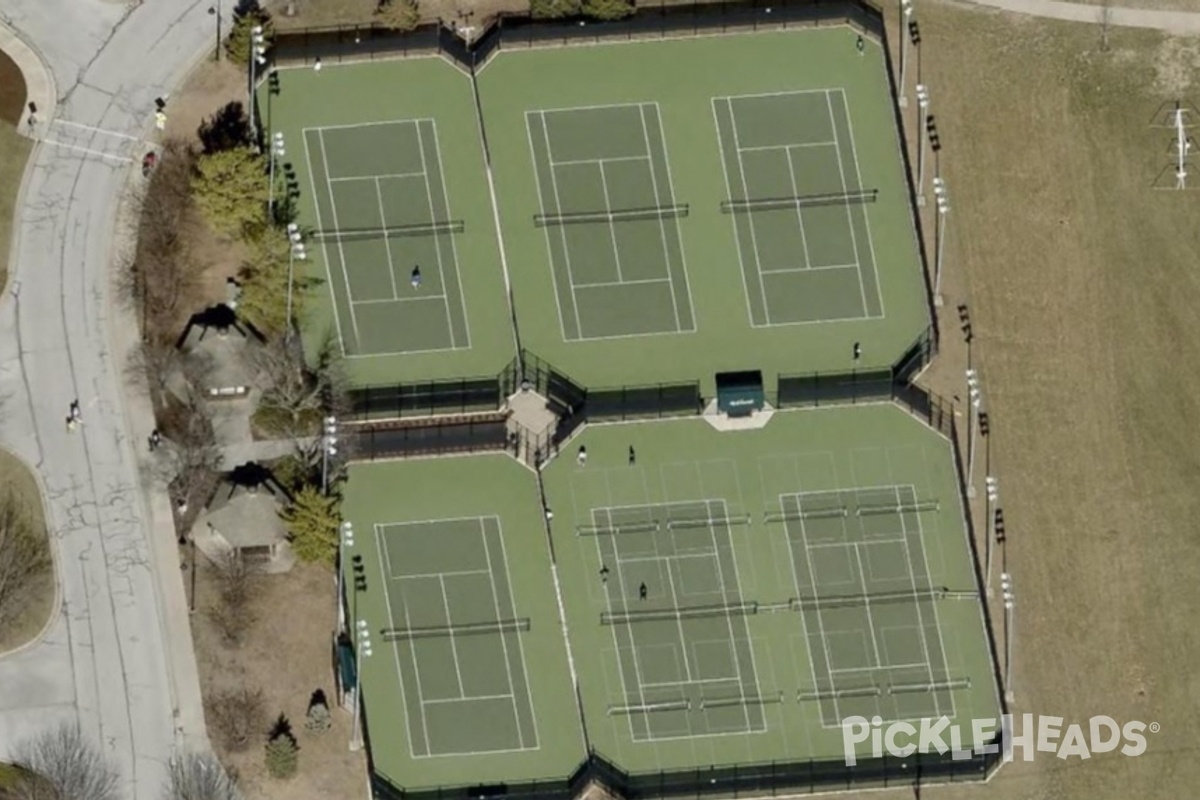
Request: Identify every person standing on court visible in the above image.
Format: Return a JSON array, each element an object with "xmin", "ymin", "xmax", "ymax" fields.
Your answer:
[
  {"xmin": 577, "ymin": 445, "xmax": 587, "ymax": 467},
  {"xmin": 411, "ymin": 265, "xmax": 422, "ymax": 289},
  {"xmin": 628, "ymin": 446, "xmax": 636, "ymax": 466},
  {"xmin": 639, "ymin": 582, "xmax": 648, "ymax": 601}
]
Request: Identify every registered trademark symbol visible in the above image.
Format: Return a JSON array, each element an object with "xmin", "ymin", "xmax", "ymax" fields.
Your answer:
[{"xmin": 1150, "ymin": 722, "xmax": 1161, "ymax": 734}]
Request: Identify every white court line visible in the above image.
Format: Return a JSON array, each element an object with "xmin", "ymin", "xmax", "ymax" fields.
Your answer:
[
  {"xmin": 725, "ymin": 100, "xmax": 772, "ymax": 326},
  {"xmin": 429, "ymin": 120, "xmax": 473, "ymax": 350},
  {"xmin": 835, "ymin": 87, "xmax": 886, "ymax": 319},
  {"xmin": 317, "ymin": 129, "xmax": 364, "ymax": 345},
  {"xmin": 414, "ymin": 122, "xmax": 457, "ymax": 343},
  {"xmin": 550, "ymin": 155, "xmax": 650, "ymax": 167},
  {"xmin": 616, "ymin": 551, "xmax": 717, "ymax": 567},
  {"xmin": 394, "ymin": 568, "xmax": 491, "ymax": 581},
  {"xmin": 438, "ymin": 575, "xmax": 467, "ymax": 698},
  {"xmin": 901, "ymin": 485, "xmax": 957, "ymax": 719},
  {"xmin": 736, "ymin": 141, "xmax": 837, "ymax": 153},
  {"xmin": 303, "ymin": 117, "xmax": 434, "ymax": 134},
  {"xmin": 640, "ymin": 676, "xmax": 733, "ymax": 689},
  {"xmin": 638, "ymin": 103, "xmax": 684, "ymax": 333},
  {"xmin": 331, "ymin": 171, "xmax": 427, "ymax": 183},
  {"xmin": 574, "ymin": 277, "xmax": 671, "ymax": 289},
  {"xmin": 39, "ymin": 139, "xmax": 133, "ymax": 163},
  {"xmin": 597, "ymin": 162, "xmax": 626, "ymax": 283},
  {"xmin": 52, "ymin": 119, "xmax": 143, "ymax": 141},
  {"xmin": 489, "ymin": 517, "xmax": 543, "ymax": 750},
  {"xmin": 422, "ymin": 694, "xmax": 515, "ymax": 706},
  {"xmin": 806, "ymin": 537, "xmax": 907, "ymax": 551},
  {"xmin": 650, "ymin": 102, "xmax": 698, "ymax": 334},
  {"xmin": 480, "ymin": 519, "xmax": 535, "ymax": 750},
  {"xmin": 662, "ymin": 558, "xmax": 696, "ymax": 682},
  {"xmin": 853, "ymin": 544, "xmax": 883, "ymax": 668},
  {"xmin": 526, "ymin": 111, "xmax": 582, "ymax": 340},
  {"xmin": 782, "ymin": 146, "xmax": 816, "ymax": 282},
  {"xmin": 373, "ymin": 177, "xmax": 400, "ymax": 300},
  {"xmin": 302, "ymin": 132, "xmax": 349, "ymax": 359},
  {"xmin": 701, "ymin": 498, "xmax": 751, "ymax": 731},
  {"xmin": 376, "ymin": 529, "xmax": 431, "ymax": 759},
  {"xmin": 353, "ymin": 294, "xmax": 448, "ymax": 306},
  {"xmin": 714, "ymin": 88, "xmax": 832, "ymax": 102},
  {"xmin": 539, "ymin": 101, "xmax": 649, "ymax": 116},
  {"xmin": 824, "ymin": 90, "xmax": 870, "ymax": 317},
  {"xmin": 378, "ymin": 515, "xmax": 502, "ymax": 531},
  {"xmin": 759, "ymin": 263, "xmax": 861, "ymax": 275},
  {"xmin": 710, "ymin": 97, "xmax": 760, "ymax": 335},
  {"xmin": 792, "ymin": 498, "xmax": 844, "ymax": 723}
]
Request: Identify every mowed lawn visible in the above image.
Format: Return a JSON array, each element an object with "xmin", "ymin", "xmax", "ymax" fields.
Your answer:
[
  {"xmin": 0, "ymin": 122, "xmax": 33, "ymax": 292},
  {"xmin": 866, "ymin": 5, "xmax": 1200, "ymax": 800}
]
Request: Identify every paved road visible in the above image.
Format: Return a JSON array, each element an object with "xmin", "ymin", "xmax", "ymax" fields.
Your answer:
[
  {"xmin": 958, "ymin": 0, "xmax": 1200, "ymax": 33},
  {"xmin": 0, "ymin": 1, "xmax": 220, "ymax": 797}
]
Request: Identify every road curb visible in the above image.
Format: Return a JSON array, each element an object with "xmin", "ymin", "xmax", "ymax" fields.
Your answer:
[{"xmin": 0, "ymin": 17, "xmax": 58, "ymax": 137}]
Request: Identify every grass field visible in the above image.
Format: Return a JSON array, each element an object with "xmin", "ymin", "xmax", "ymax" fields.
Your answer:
[
  {"xmin": 880, "ymin": 5, "xmax": 1200, "ymax": 800},
  {"xmin": 0, "ymin": 122, "xmax": 33, "ymax": 294},
  {"xmin": 0, "ymin": 448, "xmax": 53, "ymax": 655}
]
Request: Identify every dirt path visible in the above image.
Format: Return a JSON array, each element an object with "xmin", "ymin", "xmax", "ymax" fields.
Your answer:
[{"xmin": 954, "ymin": 0, "xmax": 1200, "ymax": 33}]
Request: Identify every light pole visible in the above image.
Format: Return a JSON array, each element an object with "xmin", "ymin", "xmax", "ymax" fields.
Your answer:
[
  {"xmin": 350, "ymin": 619, "xmax": 373, "ymax": 751},
  {"xmin": 268, "ymin": 131, "xmax": 285, "ymax": 221},
  {"xmin": 915, "ymin": 84, "xmax": 930, "ymax": 206},
  {"xmin": 898, "ymin": 0, "xmax": 914, "ymax": 108},
  {"xmin": 984, "ymin": 476, "xmax": 998, "ymax": 595},
  {"xmin": 339, "ymin": 521, "xmax": 354, "ymax": 632},
  {"xmin": 1001, "ymin": 573, "xmax": 1015, "ymax": 704},
  {"xmin": 966, "ymin": 369, "xmax": 981, "ymax": 497},
  {"xmin": 285, "ymin": 223, "xmax": 306, "ymax": 339},
  {"xmin": 932, "ymin": 177, "xmax": 949, "ymax": 306},
  {"xmin": 248, "ymin": 25, "xmax": 267, "ymax": 143},
  {"xmin": 322, "ymin": 416, "xmax": 338, "ymax": 495}
]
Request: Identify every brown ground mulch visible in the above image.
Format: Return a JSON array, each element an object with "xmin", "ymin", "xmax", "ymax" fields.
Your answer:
[{"xmin": 0, "ymin": 49, "xmax": 26, "ymax": 126}]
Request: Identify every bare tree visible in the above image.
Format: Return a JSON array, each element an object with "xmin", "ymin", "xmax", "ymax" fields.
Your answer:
[
  {"xmin": 156, "ymin": 390, "xmax": 223, "ymax": 508},
  {"xmin": 161, "ymin": 752, "xmax": 242, "ymax": 800},
  {"xmin": 0, "ymin": 490, "xmax": 51, "ymax": 632},
  {"xmin": 206, "ymin": 686, "xmax": 266, "ymax": 753},
  {"xmin": 253, "ymin": 330, "xmax": 348, "ymax": 438},
  {"xmin": 126, "ymin": 337, "xmax": 182, "ymax": 410},
  {"xmin": 11, "ymin": 723, "xmax": 119, "ymax": 800},
  {"xmin": 207, "ymin": 551, "xmax": 257, "ymax": 647}
]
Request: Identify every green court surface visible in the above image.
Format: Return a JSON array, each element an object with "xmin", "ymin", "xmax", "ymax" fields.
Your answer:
[
  {"xmin": 539, "ymin": 405, "xmax": 999, "ymax": 770},
  {"xmin": 343, "ymin": 455, "xmax": 583, "ymax": 787},
  {"xmin": 479, "ymin": 29, "xmax": 927, "ymax": 390},
  {"xmin": 264, "ymin": 60, "xmax": 514, "ymax": 386}
]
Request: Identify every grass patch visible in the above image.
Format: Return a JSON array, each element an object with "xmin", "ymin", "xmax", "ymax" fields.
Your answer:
[
  {"xmin": 0, "ymin": 447, "xmax": 52, "ymax": 654},
  {"xmin": 250, "ymin": 405, "xmax": 322, "ymax": 440},
  {"xmin": 0, "ymin": 122, "xmax": 33, "ymax": 293}
]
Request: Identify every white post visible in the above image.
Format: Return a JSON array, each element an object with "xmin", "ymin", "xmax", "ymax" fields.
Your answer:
[
  {"xmin": 898, "ymin": 0, "xmax": 913, "ymax": 108},
  {"xmin": 1001, "ymin": 574, "xmax": 1015, "ymax": 704},
  {"xmin": 339, "ymin": 521, "xmax": 354, "ymax": 633},
  {"xmin": 915, "ymin": 84, "xmax": 929, "ymax": 206},
  {"xmin": 322, "ymin": 416, "xmax": 338, "ymax": 495},
  {"xmin": 966, "ymin": 371, "xmax": 980, "ymax": 497},
  {"xmin": 933, "ymin": 178, "xmax": 948, "ymax": 306},
  {"xmin": 286, "ymin": 224, "xmax": 305, "ymax": 340},
  {"xmin": 269, "ymin": 131, "xmax": 285, "ymax": 219},
  {"xmin": 350, "ymin": 619, "xmax": 372, "ymax": 751},
  {"xmin": 248, "ymin": 26, "xmax": 266, "ymax": 142},
  {"xmin": 984, "ymin": 476, "xmax": 998, "ymax": 596}
]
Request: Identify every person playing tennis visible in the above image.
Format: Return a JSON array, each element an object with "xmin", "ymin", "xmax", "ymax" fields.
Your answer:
[{"xmin": 411, "ymin": 265, "xmax": 422, "ymax": 289}]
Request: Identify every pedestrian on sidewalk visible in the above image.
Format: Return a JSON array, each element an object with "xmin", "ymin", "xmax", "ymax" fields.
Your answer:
[{"xmin": 149, "ymin": 429, "xmax": 162, "ymax": 451}]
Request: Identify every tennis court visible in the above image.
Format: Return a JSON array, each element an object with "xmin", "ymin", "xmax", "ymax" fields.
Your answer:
[
  {"xmin": 583, "ymin": 500, "xmax": 764, "ymax": 741},
  {"xmin": 712, "ymin": 90, "xmax": 884, "ymax": 327},
  {"xmin": 766, "ymin": 484, "xmax": 957, "ymax": 727},
  {"xmin": 376, "ymin": 515, "xmax": 538, "ymax": 757},
  {"xmin": 526, "ymin": 103, "xmax": 696, "ymax": 341},
  {"xmin": 304, "ymin": 119, "xmax": 471, "ymax": 357}
]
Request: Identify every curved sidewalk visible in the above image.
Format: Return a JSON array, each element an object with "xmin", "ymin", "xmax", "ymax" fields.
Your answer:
[
  {"xmin": 0, "ymin": 20, "xmax": 56, "ymax": 134},
  {"xmin": 959, "ymin": 0, "xmax": 1200, "ymax": 34}
]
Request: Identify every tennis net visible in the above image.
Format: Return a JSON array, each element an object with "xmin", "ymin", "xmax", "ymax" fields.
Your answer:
[
  {"xmin": 310, "ymin": 220, "xmax": 465, "ymax": 242},
  {"xmin": 576, "ymin": 521, "xmax": 660, "ymax": 537},
  {"xmin": 379, "ymin": 617, "xmax": 530, "ymax": 641},
  {"xmin": 720, "ymin": 189, "xmax": 878, "ymax": 214},
  {"xmin": 600, "ymin": 600, "xmax": 757, "ymax": 625},
  {"xmin": 533, "ymin": 204, "xmax": 689, "ymax": 227},
  {"xmin": 856, "ymin": 499, "xmax": 940, "ymax": 516},
  {"xmin": 790, "ymin": 588, "xmax": 947, "ymax": 611},
  {"xmin": 666, "ymin": 513, "xmax": 753, "ymax": 531},
  {"xmin": 762, "ymin": 506, "xmax": 848, "ymax": 524}
]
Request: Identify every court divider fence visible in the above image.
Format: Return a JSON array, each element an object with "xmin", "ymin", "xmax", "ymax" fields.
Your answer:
[
  {"xmin": 269, "ymin": 0, "xmax": 885, "ymax": 72},
  {"xmin": 342, "ymin": 414, "xmax": 509, "ymax": 460},
  {"xmin": 365, "ymin": 742, "xmax": 1003, "ymax": 800},
  {"xmin": 345, "ymin": 377, "xmax": 503, "ymax": 421}
]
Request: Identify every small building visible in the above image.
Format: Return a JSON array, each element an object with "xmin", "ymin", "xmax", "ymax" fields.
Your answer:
[
  {"xmin": 192, "ymin": 463, "xmax": 294, "ymax": 572},
  {"xmin": 173, "ymin": 304, "xmax": 266, "ymax": 400}
]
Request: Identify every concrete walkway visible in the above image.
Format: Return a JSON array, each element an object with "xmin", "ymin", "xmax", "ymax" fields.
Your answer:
[
  {"xmin": 0, "ymin": 0, "xmax": 229, "ymax": 796},
  {"xmin": 959, "ymin": 0, "xmax": 1200, "ymax": 34},
  {"xmin": 0, "ymin": 21, "xmax": 56, "ymax": 135}
]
